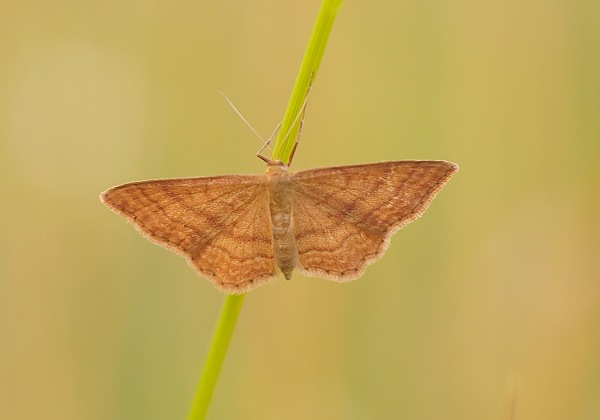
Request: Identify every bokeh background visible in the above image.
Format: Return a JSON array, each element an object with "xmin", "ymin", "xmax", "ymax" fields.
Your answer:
[{"xmin": 2, "ymin": 1, "xmax": 599, "ymax": 419}]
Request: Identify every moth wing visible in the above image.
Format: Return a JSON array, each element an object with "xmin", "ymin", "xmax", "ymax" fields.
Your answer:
[
  {"xmin": 291, "ymin": 161, "xmax": 457, "ymax": 280},
  {"xmin": 101, "ymin": 175, "xmax": 276, "ymax": 293}
]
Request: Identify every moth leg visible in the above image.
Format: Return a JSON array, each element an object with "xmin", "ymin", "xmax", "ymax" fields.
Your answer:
[{"xmin": 257, "ymin": 122, "xmax": 282, "ymax": 163}]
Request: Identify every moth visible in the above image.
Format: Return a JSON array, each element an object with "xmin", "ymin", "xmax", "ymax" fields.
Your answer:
[{"xmin": 101, "ymin": 159, "xmax": 458, "ymax": 293}]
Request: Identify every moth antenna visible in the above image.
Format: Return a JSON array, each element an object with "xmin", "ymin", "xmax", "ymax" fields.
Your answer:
[{"xmin": 219, "ymin": 91, "xmax": 268, "ymax": 148}]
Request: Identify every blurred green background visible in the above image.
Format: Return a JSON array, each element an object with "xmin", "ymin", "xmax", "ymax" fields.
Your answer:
[{"xmin": 1, "ymin": 1, "xmax": 599, "ymax": 419}]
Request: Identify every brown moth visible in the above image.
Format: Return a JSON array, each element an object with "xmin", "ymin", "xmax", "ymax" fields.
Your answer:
[{"xmin": 100, "ymin": 159, "xmax": 458, "ymax": 294}]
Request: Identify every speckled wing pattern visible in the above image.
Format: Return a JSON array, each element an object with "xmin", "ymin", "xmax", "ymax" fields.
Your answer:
[
  {"xmin": 291, "ymin": 161, "xmax": 458, "ymax": 281},
  {"xmin": 100, "ymin": 176, "xmax": 276, "ymax": 293}
]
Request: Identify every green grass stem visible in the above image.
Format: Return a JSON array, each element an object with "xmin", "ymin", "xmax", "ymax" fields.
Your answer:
[
  {"xmin": 188, "ymin": 294, "xmax": 245, "ymax": 419},
  {"xmin": 273, "ymin": 0, "xmax": 344, "ymax": 164},
  {"xmin": 188, "ymin": 1, "xmax": 343, "ymax": 418}
]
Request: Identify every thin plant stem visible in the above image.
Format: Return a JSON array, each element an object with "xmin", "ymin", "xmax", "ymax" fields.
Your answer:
[
  {"xmin": 188, "ymin": 1, "xmax": 343, "ymax": 418},
  {"xmin": 188, "ymin": 294, "xmax": 245, "ymax": 419},
  {"xmin": 273, "ymin": 0, "xmax": 344, "ymax": 164}
]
